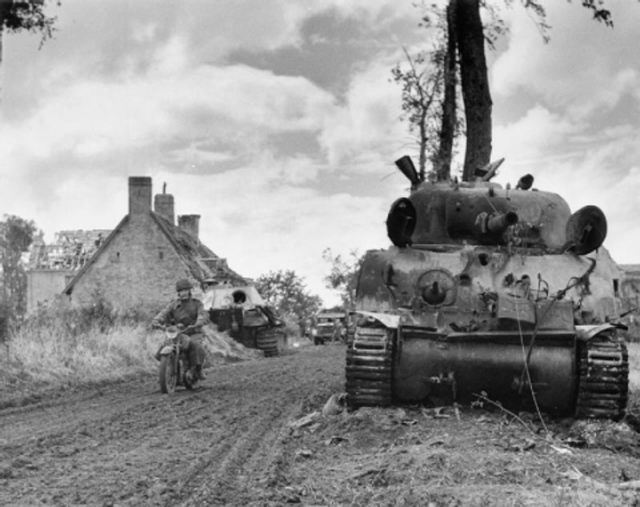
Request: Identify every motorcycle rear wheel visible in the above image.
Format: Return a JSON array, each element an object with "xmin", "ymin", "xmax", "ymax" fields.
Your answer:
[{"xmin": 159, "ymin": 355, "xmax": 178, "ymax": 394}]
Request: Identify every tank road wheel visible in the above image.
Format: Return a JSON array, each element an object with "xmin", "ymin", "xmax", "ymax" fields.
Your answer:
[
  {"xmin": 256, "ymin": 327, "xmax": 280, "ymax": 357},
  {"xmin": 346, "ymin": 326, "xmax": 394, "ymax": 409},
  {"xmin": 575, "ymin": 334, "xmax": 629, "ymax": 421},
  {"xmin": 159, "ymin": 354, "xmax": 178, "ymax": 394}
]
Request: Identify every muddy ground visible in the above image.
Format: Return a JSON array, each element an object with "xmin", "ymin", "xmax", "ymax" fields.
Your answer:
[{"xmin": 2, "ymin": 345, "xmax": 640, "ymax": 507}]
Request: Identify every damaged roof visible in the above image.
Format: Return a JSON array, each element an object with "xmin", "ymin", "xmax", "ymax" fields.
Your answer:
[{"xmin": 62, "ymin": 211, "xmax": 245, "ymax": 296}]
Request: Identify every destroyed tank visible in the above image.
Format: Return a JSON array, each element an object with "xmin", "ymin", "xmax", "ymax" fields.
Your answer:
[
  {"xmin": 205, "ymin": 285, "xmax": 286, "ymax": 357},
  {"xmin": 346, "ymin": 156, "xmax": 629, "ymax": 420}
]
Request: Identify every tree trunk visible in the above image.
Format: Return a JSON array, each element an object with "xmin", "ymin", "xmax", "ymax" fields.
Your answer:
[
  {"xmin": 0, "ymin": 8, "xmax": 5, "ymax": 106},
  {"xmin": 455, "ymin": 0, "xmax": 492, "ymax": 181},
  {"xmin": 0, "ymin": 28, "xmax": 4, "ymax": 106},
  {"xmin": 435, "ymin": 0, "xmax": 458, "ymax": 181}
]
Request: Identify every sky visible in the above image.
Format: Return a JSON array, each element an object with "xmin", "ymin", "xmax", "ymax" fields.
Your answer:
[{"xmin": 1, "ymin": 0, "xmax": 640, "ymax": 307}]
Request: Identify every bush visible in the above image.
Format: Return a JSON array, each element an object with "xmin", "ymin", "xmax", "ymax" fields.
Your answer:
[
  {"xmin": 281, "ymin": 313, "xmax": 301, "ymax": 338},
  {"xmin": 22, "ymin": 291, "xmax": 153, "ymax": 339}
]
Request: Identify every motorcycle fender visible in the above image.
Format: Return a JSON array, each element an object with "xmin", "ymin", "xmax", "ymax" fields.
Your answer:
[{"xmin": 160, "ymin": 346, "xmax": 175, "ymax": 356}]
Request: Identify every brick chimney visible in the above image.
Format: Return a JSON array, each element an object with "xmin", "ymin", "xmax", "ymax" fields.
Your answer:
[
  {"xmin": 154, "ymin": 183, "xmax": 175, "ymax": 225},
  {"xmin": 129, "ymin": 177, "xmax": 152, "ymax": 216},
  {"xmin": 178, "ymin": 215, "xmax": 200, "ymax": 240}
]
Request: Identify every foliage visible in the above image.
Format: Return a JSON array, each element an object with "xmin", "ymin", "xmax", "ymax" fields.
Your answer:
[
  {"xmin": 391, "ymin": 48, "xmax": 463, "ymax": 182},
  {"xmin": 2, "ymin": 318, "xmax": 156, "ymax": 389},
  {"xmin": 254, "ymin": 270, "xmax": 322, "ymax": 324},
  {"xmin": 0, "ymin": 215, "xmax": 37, "ymax": 341},
  {"xmin": 0, "ymin": 0, "xmax": 59, "ymax": 43},
  {"xmin": 396, "ymin": 0, "xmax": 620, "ymax": 182},
  {"xmin": 322, "ymin": 248, "xmax": 363, "ymax": 309},
  {"xmin": 22, "ymin": 289, "xmax": 152, "ymax": 340},
  {"xmin": 0, "ymin": 290, "xmax": 158, "ymax": 393},
  {"xmin": 392, "ymin": 3, "xmax": 465, "ymax": 182}
]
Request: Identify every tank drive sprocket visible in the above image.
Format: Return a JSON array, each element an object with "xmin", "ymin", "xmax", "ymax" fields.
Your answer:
[
  {"xmin": 346, "ymin": 326, "xmax": 394, "ymax": 409},
  {"xmin": 575, "ymin": 334, "xmax": 629, "ymax": 421}
]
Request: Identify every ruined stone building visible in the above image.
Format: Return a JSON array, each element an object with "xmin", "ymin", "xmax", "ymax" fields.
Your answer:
[
  {"xmin": 28, "ymin": 177, "xmax": 244, "ymax": 314},
  {"xmin": 26, "ymin": 229, "xmax": 112, "ymax": 313}
]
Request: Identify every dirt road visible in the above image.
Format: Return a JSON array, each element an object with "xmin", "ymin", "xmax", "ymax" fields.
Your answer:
[
  {"xmin": 2, "ymin": 344, "xmax": 640, "ymax": 507},
  {"xmin": 0, "ymin": 345, "xmax": 344, "ymax": 507}
]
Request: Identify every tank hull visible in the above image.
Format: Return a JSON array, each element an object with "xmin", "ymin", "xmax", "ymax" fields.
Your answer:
[
  {"xmin": 347, "ymin": 245, "xmax": 627, "ymax": 418},
  {"xmin": 395, "ymin": 329, "xmax": 576, "ymax": 415}
]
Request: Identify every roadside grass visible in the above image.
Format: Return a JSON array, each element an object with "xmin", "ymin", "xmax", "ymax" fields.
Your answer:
[
  {"xmin": 0, "ymin": 294, "xmax": 265, "ymax": 403},
  {"xmin": 0, "ymin": 323, "xmax": 159, "ymax": 409},
  {"xmin": 2, "ymin": 322, "xmax": 158, "ymax": 386}
]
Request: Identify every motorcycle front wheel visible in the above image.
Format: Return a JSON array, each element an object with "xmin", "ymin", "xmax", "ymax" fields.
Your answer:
[{"xmin": 159, "ymin": 354, "xmax": 178, "ymax": 393}]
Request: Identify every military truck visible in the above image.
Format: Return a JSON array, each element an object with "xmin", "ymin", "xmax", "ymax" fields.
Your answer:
[{"xmin": 311, "ymin": 310, "xmax": 349, "ymax": 345}]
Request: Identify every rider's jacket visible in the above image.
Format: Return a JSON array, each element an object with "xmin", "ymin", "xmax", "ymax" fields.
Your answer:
[{"xmin": 152, "ymin": 297, "xmax": 208, "ymax": 335}]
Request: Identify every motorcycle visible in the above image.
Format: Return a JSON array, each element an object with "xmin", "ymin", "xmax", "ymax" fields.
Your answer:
[{"xmin": 157, "ymin": 325, "xmax": 199, "ymax": 394}]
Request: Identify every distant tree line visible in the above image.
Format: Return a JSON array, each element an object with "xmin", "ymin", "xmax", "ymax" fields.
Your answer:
[{"xmin": 0, "ymin": 215, "xmax": 36, "ymax": 340}]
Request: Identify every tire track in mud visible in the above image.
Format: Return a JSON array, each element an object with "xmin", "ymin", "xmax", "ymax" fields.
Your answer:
[
  {"xmin": 0, "ymin": 383, "xmax": 232, "ymax": 506},
  {"xmin": 172, "ymin": 352, "xmax": 343, "ymax": 506},
  {"xmin": 0, "ymin": 379, "xmax": 161, "ymax": 443},
  {"xmin": 173, "ymin": 397, "xmax": 297, "ymax": 506},
  {"xmin": 0, "ymin": 346, "xmax": 345, "ymax": 507}
]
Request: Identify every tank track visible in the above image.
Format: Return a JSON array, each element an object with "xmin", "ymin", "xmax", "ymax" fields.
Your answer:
[
  {"xmin": 575, "ymin": 334, "xmax": 629, "ymax": 421},
  {"xmin": 346, "ymin": 326, "xmax": 394, "ymax": 409},
  {"xmin": 256, "ymin": 327, "xmax": 281, "ymax": 357}
]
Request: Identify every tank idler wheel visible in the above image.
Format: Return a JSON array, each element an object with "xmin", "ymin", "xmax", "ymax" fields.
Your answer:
[
  {"xmin": 346, "ymin": 327, "xmax": 394, "ymax": 409},
  {"xmin": 575, "ymin": 335, "xmax": 629, "ymax": 421},
  {"xmin": 256, "ymin": 327, "xmax": 281, "ymax": 357}
]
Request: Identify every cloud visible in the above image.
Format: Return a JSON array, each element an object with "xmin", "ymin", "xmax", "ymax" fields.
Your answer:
[
  {"xmin": 1, "ymin": 60, "xmax": 337, "ymax": 174},
  {"xmin": 319, "ymin": 54, "xmax": 407, "ymax": 168},
  {"xmin": 492, "ymin": 1, "xmax": 640, "ymax": 121},
  {"xmin": 494, "ymin": 105, "xmax": 581, "ymax": 165},
  {"xmin": 488, "ymin": 1, "xmax": 640, "ymax": 266}
]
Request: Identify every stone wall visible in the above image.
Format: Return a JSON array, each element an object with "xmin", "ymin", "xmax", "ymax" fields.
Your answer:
[{"xmin": 26, "ymin": 270, "xmax": 75, "ymax": 313}]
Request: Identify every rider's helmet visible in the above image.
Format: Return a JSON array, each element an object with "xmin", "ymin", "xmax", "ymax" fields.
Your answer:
[{"xmin": 176, "ymin": 278, "xmax": 193, "ymax": 292}]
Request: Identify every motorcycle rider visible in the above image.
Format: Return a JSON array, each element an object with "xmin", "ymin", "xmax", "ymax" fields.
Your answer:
[{"xmin": 152, "ymin": 278, "xmax": 208, "ymax": 380}]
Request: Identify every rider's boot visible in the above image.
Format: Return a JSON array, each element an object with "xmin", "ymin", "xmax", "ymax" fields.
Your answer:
[{"xmin": 195, "ymin": 364, "xmax": 206, "ymax": 381}]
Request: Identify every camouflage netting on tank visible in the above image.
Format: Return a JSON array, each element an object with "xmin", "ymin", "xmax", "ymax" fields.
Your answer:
[{"xmin": 200, "ymin": 324, "xmax": 264, "ymax": 364}]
